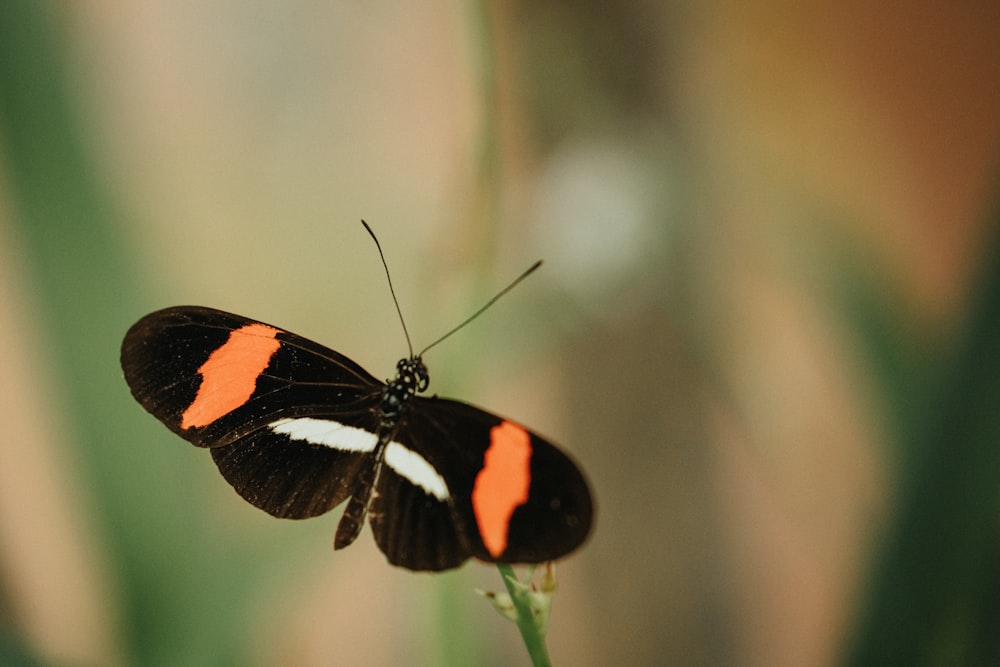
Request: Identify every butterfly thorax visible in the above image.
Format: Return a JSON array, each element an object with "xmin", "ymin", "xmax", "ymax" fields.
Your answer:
[{"xmin": 379, "ymin": 357, "xmax": 429, "ymax": 421}]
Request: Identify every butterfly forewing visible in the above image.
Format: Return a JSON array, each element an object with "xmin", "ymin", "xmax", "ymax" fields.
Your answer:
[
  {"xmin": 371, "ymin": 398, "xmax": 593, "ymax": 570},
  {"xmin": 122, "ymin": 307, "xmax": 383, "ymax": 447}
]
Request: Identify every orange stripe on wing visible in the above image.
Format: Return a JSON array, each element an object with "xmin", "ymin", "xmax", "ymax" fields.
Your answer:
[
  {"xmin": 472, "ymin": 420, "xmax": 532, "ymax": 558},
  {"xmin": 180, "ymin": 323, "xmax": 281, "ymax": 429}
]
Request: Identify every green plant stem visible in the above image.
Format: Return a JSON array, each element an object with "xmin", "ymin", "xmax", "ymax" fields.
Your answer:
[{"xmin": 496, "ymin": 564, "xmax": 552, "ymax": 667}]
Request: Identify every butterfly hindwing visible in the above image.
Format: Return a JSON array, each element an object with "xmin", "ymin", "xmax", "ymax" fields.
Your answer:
[{"xmin": 209, "ymin": 422, "xmax": 373, "ymax": 519}]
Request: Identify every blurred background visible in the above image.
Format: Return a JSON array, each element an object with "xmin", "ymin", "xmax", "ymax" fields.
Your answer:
[{"xmin": 2, "ymin": 2, "xmax": 1000, "ymax": 666}]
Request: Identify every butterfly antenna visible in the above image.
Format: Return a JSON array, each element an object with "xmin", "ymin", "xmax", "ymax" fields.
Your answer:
[
  {"xmin": 362, "ymin": 220, "xmax": 414, "ymax": 358},
  {"xmin": 418, "ymin": 259, "xmax": 543, "ymax": 357}
]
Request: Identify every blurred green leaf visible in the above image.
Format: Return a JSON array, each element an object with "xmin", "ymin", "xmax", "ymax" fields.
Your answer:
[
  {"xmin": 847, "ymin": 199, "xmax": 1000, "ymax": 665},
  {"xmin": 0, "ymin": 3, "xmax": 273, "ymax": 665}
]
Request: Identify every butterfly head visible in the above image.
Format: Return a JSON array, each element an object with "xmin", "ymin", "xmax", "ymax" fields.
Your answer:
[
  {"xmin": 380, "ymin": 357, "xmax": 429, "ymax": 421},
  {"xmin": 396, "ymin": 357, "xmax": 430, "ymax": 393}
]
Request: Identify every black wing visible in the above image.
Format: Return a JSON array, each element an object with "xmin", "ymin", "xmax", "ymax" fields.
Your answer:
[
  {"xmin": 370, "ymin": 397, "xmax": 594, "ymax": 571},
  {"xmin": 122, "ymin": 306, "xmax": 385, "ymax": 518}
]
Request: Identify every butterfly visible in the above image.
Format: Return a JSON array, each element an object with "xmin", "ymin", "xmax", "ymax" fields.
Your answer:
[{"xmin": 121, "ymin": 229, "xmax": 593, "ymax": 571}]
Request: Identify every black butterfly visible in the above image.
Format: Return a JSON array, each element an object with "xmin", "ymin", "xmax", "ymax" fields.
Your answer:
[{"xmin": 121, "ymin": 236, "xmax": 592, "ymax": 571}]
